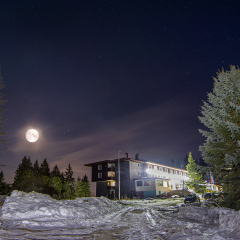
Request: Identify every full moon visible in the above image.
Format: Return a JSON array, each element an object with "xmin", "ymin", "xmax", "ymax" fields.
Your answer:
[{"xmin": 26, "ymin": 129, "xmax": 39, "ymax": 142}]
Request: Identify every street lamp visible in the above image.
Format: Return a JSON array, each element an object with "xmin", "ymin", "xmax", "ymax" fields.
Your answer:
[
  {"xmin": 118, "ymin": 151, "xmax": 121, "ymax": 200},
  {"xmin": 181, "ymin": 165, "xmax": 185, "ymax": 197}
]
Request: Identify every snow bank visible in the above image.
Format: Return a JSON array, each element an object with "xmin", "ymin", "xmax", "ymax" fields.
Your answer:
[
  {"xmin": 1, "ymin": 190, "xmax": 124, "ymax": 228},
  {"xmin": 178, "ymin": 205, "xmax": 240, "ymax": 234}
]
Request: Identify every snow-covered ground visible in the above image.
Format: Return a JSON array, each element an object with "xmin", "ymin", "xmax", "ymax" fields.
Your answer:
[{"xmin": 0, "ymin": 191, "xmax": 239, "ymax": 239}]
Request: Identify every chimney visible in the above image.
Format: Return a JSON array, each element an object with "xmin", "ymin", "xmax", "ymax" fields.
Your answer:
[
  {"xmin": 135, "ymin": 154, "xmax": 139, "ymax": 160},
  {"xmin": 125, "ymin": 152, "xmax": 128, "ymax": 158}
]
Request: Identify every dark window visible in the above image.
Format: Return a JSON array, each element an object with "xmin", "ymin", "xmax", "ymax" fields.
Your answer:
[{"xmin": 137, "ymin": 181, "xmax": 143, "ymax": 186}]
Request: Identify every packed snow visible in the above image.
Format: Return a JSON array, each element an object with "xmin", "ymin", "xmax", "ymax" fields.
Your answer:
[{"xmin": 0, "ymin": 191, "xmax": 239, "ymax": 239}]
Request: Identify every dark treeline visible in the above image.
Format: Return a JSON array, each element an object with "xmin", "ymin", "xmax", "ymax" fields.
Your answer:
[{"xmin": 0, "ymin": 156, "xmax": 91, "ymax": 199}]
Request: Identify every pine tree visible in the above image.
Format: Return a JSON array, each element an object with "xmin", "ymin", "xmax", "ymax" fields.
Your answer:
[
  {"xmin": 199, "ymin": 66, "xmax": 240, "ymax": 209},
  {"xmin": 186, "ymin": 152, "xmax": 206, "ymax": 194},
  {"xmin": 75, "ymin": 176, "xmax": 84, "ymax": 197},
  {"xmin": 33, "ymin": 160, "xmax": 40, "ymax": 175},
  {"xmin": 63, "ymin": 164, "xmax": 75, "ymax": 199},
  {"xmin": 39, "ymin": 158, "xmax": 50, "ymax": 177},
  {"xmin": 75, "ymin": 174, "xmax": 91, "ymax": 197},
  {"xmin": 65, "ymin": 163, "xmax": 74, "ymax": 182},
  {"xmin": 0, "ymin": 171, "xmax": 8, "ymax": 195},
  {"xmin": 12, "ymin": 156, "xmax": 43, "ymax": 192},
  {"xmin": 13, "ymin": 156, "xmax": 33, "ymax": 188},
  {"xmin": 81, "ymin": 174, "xmax": 91, "ymax": 197},
  {"xmin": 51, "ymin": 165, "xmax": 61, "ymax": 178}
]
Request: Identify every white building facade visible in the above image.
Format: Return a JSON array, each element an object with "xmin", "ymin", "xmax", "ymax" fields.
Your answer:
[{"xmin": 145, "ymin": 161, "xmax": 189, "ymax": 191}]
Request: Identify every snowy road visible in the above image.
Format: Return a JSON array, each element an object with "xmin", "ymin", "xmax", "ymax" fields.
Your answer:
[{"xmin": 0, "ymin": 197, "xmax": 239, "ymax": 240}]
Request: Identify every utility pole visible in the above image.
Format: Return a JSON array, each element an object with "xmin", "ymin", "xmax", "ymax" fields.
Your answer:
[{"xmin": 118, "ymin": 151, "xmax": 121, "ymax": 200}]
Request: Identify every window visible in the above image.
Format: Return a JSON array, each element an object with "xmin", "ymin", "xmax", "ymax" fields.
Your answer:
[
  {"xmin": 163, "ymin": 181, "xmax": 168, "ymax": 187},
  {"xmin": 160, "ymin": 167, "xmax": 162, "ymax": 171},
  {"xmin": 140, "ymin": 172, "xmax": 143, "ymax": 176},
  {"xmin": 148, "ymin": 165, "xmax": 151, "ymax": 169},
  {"xmin": 107, "ymin": 171, "xmax": 115, "ymax": 177},
  {"xmin": 144, "ymin": 181, "xmax": 153, "ymax": 186},
  {"xmin": 107, "ymin": 181, "xmax": 115, "ymax": 186},
  {"xmin": 107, "ymin": 163, "xmax": 115, "ymax": 168},
  {"xmin": 137, "ymin": 181, "xmax": 143, "ymax": 186},
  {"xmin": 138, "ymin": 172, "xmax": 140, "ymax": 175},
  {"xmin": 157, "ymin": 180, "xmax": 163, "ymax": 186},
  {"xmin": 98, "ymin": 165, "xmax": 102, "ymax": 170},
  {"xmin": 138, "ymin": 164, "xmax": 140, "ymax": 167},
  {"xmin": 98, "ymin": 172, "xmax": 102, "ymax": 178}
]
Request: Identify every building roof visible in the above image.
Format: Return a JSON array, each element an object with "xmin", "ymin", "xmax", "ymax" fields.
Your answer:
[
  {"xmin": 84, "ymin": 157, "xmax": 144, "ymax": 167},
  {"xmin": 84, "ymin": 158, "xmax": 188, "ymax": 172}
]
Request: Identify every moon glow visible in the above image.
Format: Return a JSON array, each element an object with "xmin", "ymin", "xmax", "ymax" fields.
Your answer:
[{"xmin": 26, "ymin": 129, "xmax": 39, "ymax": 142}]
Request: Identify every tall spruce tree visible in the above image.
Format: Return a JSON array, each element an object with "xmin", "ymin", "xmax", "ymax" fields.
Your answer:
[
  {"xmin": 199, "ymin": 66, "xmax": 240, "ymax": 209},
  {"xmin": 33, "ymin": 160, "xmax": 40, "ymax": 175},
  {"xmin": 75, "ymin": 174, "xmax": 91, "ymax": 197},
  {"xmin": 63, "ymin": 163, "xmax": 75, "ymax": 199},
  {"xmin": 0, "ymin": 171, "xmax": 8, "ymax": 195},
  {"xmin": 39, "ymin": 158, "xmax": 50, "ymax": 177},
  {"xmin": 81, "ymin": 174, "xmax": 91, "ymax": 197},
  {"xmin": 51, "ymin": 165, "xmax": 61, "ymax": 178},
  {"xmin": 13, "ymin": 156, "xmax": 33, "ymax": 190},
  {"xmin": 186, "ymin": 152, "xmax": 206, "ymax": 194}
]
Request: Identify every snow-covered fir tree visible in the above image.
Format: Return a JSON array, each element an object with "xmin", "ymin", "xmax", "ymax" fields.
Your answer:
[{"xmin": 199, "ymin": 66, "xmax": 240, "ymax": 209}]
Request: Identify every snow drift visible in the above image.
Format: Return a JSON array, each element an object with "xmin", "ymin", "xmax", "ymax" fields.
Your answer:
[
  {"xmin": 178, "ymin": 205, "xmax": 240, "ymax": 234},
  {"xmin": 1, "ymin": 190, "xmax": 124, "ymax": 228}
]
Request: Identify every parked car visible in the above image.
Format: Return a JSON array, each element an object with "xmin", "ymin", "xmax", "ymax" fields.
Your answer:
[{"xmin": 184, "ymin": 194, "xmax": 200, "ymax": 204}]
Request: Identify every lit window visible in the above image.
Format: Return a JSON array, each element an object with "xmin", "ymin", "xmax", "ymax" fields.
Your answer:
[
  {"xmin": 107, "ymin": 163, "xmax": 115, "ymax": 168},
  {"xmin": 157, "ymin": 180, "xmax": 163, "ymax": 186},
  {"xmin": 112, "ymin": 181, "xmax": 115, "ymax": 186},
  {"xmin": 98, "ymin": 172, "xmax": 102, "ymax": 178},
  {"xmin": 144, "ymin": 181, "xmax": 153, "ymax": 186},
  {"xmin": 98, "ymin": 165, "xmax": 102, "ymax": 170},
  {"xmin": 163, "ymin": 181, "xmax": 168, "ymax": 187},
  {"xmin": 108, "ymin": 171, "xmax": 115, "ymax": 177}
]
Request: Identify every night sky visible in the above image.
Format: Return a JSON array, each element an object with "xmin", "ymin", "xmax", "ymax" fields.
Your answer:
[{"xmin": 0, "ymin": 1, "xmax": 240, "ymax": 192}]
